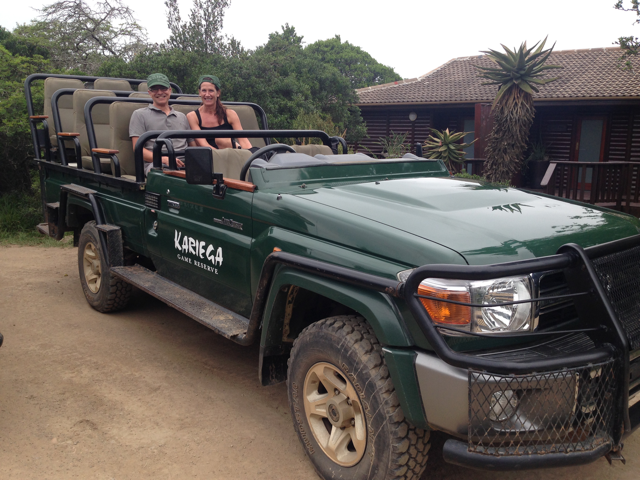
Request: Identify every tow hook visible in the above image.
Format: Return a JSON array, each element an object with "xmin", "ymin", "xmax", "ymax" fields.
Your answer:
[{"xmin": 605, "ymin": 444, "xmax": 625, "ymax": 465}]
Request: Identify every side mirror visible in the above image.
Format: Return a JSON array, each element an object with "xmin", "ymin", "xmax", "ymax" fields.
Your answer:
[
  {"xmin": 185, "ymin": 147, "xmax": 212, "ymax": 184},
  {"xmin": 184, "ymin": 147, "xmax": 226, "ymax": 199}
]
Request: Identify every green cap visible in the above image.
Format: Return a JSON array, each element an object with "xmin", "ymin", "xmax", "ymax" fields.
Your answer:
[
  {"xmin": 147, "ymin": 73, "xmax": 171, "ymax": 89},
  {"xmin": 198, "ymin": 75, "xmax": 221, "ymax": 90}
]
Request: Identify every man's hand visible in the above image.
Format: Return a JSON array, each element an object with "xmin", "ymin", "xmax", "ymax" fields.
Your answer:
[{"xmin": 161, "ymin": 156, "xmax": 184, "ymax": 168}]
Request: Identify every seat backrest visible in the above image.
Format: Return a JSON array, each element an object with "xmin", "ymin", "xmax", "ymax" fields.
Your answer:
[
  {"xmin": 129, "ymin": 92, "xmax": 151, "ymax": 98},
  {"xmin": 73, "ymin": 90, "xmax": 116, "ymax": 156},
  {"xmin": 226, "ymin": 105, "xmax": 265, "ymax": 148},
  {"xmin": 292, "ymin": 144, "xmax": 334, "ymax": 156},
  {"xmin": 173, "ymin": 97, "xmax": 199, "ymax": 116},
  {"xmin": 44, "ymin": 77, "xmax": 84, "ymax": 135},
  {"xmin": 138, "ymin": 82, "xmax": 148, "ymax": 92},
  {"xmin": 109, "ymin": 101, "xmax": 148, "ymax": 176},
  {"xmin": 94, "ymin": 78, "xmax": 133, "ymax": 91},
  {"xmin": 211, "ymin": 148, "xmax": 252, "ymax": 180}
]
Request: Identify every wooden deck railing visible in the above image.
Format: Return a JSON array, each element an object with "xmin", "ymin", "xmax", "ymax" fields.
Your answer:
[
  {"xmin": 460, "ymin": 159, "xmax": 640, "ymax": 213},
  {"xmin": 541, "ymin": 161, "xmax": 640, "ymax": 213}
]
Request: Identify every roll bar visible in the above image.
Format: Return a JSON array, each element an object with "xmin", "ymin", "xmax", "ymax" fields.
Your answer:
[{"xmin": 153, "ymin": 130, "xmax": 334, "ymax": 170}]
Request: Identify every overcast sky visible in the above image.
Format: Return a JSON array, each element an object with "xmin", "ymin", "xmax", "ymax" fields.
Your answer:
[{"xmin": 2, "ymin": 0, "xmax": 639, "ymax": 79}]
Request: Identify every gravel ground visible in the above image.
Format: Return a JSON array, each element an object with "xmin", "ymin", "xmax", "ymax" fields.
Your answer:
[{"xmin": 0, "ymin": 246, "xmax": 638, "ymax": 480}]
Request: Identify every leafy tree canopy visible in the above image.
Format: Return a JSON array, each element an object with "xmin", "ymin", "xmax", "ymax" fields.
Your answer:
[
  {"xmin": 100, "ymin": 25, "xmax": 368, "ymax": 142},
  {"xmin": 615, "ymin": 0, "xmax": 640, "ymax": 68},
  {"xmin": 0, "ymin": 26, "xmax": 51, "ymax": 59},
  {"xmin": 164, "ymin": 0, "xmax": 243, "ymax": 57},
  {"xmin": 11, "ymin": 0, "xmax": 147, "ymax": 73},
  {"xmin": 0, "ymin": 44, "xmax": 54, "ymax": 194},
  {"xmin": 306, "ymin": 36, "xmax": 402, "ymax": 89}
]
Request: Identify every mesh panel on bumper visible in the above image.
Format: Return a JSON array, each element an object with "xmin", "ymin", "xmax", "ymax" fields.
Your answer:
[
  {"xmin": 592, "ymin": 245, "xmax": 640, "ymax": 352},
  {"xmin": 468, "ymin": 360, "xmax": 616, "ymax": 456}
]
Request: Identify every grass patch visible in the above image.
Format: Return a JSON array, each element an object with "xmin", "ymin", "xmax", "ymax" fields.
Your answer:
[{"xmin": 0, "ymin": 182, "xmax": 72, "ymax": 247}]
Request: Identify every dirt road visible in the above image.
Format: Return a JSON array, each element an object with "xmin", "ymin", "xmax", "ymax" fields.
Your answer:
[{"xmin": 0, "ymin": 246, "xmax": 638, "ymax": 479}]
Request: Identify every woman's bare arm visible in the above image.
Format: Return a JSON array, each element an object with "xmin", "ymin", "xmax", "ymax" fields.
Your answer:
[{"xmin": 227, "ymin": 110, "xmax": 252, "ymax": 150}]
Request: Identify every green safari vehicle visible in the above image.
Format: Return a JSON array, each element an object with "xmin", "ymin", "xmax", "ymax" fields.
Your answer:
[{"xmin": 28, "ymin": 73, "xmax": 640, "ymax": 479}]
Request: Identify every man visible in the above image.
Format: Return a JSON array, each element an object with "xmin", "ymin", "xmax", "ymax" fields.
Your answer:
[{"xmin": 130, "ymin": 73, "xmax": 194, "ymax": 175}]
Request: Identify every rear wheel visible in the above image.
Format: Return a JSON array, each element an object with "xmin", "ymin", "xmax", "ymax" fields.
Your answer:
[
  {"xmin": 78, "ymin": 221, "xmax": 131, "ymax": 312},
  {"xmin": 287, "ymin": 315, "xmax": 430, "ymax": 480}
]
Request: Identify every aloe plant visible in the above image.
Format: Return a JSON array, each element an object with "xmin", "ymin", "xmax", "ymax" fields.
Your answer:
[
  {"xmin": 424, "ymin": 128, "xmax": 476, "ymax": 172},
  {"xmin": 476, "ymin": 38, "xmax": 561, "ymax": 183}
]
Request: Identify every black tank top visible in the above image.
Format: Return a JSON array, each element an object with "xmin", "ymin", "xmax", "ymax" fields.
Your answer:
[{"xmin": 195, "ymin": 109, "xmax": 236, "ymax": 149}]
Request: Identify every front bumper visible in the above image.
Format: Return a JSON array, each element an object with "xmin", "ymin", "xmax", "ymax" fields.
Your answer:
[
  {"xmin": 415, "ymin": 348, "xmax": 636, "ymax": 469},
  {"xmin": 405, "ymin": 235, "xmax": 640, "ymax": 470}
]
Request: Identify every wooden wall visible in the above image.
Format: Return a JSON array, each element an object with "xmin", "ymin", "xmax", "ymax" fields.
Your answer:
[{"xmin": 359, "ymin": 103, "xmax": 640, "ymax": 162}]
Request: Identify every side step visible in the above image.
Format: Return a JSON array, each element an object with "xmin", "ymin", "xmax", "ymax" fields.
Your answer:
[
  {"xmin": 36, "ymin": 223, "xmax": 50, "ymax": 236},
  {"xmin": 111, "ymin": 265, "xmax": 249, "ymax": 339}
]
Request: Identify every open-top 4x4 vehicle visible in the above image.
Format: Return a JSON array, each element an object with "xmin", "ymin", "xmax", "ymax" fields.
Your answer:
[{"xmin": 28, "ymin": 73, "xmax": 640, "ymax": 479}]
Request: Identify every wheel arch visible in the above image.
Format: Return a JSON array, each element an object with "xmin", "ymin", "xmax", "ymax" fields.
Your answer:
[
  {"xmin": 66, "ymin": 196, "xmax": 96, "ymax": 230},
  {"xmin": 258, "ymin": 266, "xmax": 414, "ymax": 386}
]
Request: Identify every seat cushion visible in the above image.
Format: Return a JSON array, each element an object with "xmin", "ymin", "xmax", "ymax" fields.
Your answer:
[
  {"xmin": 292, "ymin": 145, "xmax": 334, "ymax": 156},
  {"xmin": 81, "ymin": 155, "xmax": 112, "ymax": 173}
]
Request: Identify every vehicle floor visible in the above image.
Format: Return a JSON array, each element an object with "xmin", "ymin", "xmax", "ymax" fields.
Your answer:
[{"xmin": 0, "ymin": 246, "xmax": 638, "ymax": 480}]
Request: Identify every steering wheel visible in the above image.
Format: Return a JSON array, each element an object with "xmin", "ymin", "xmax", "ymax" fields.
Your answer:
[{"xmin": 240, "ymin": 144, "xmax": 296, "ymax": 181}]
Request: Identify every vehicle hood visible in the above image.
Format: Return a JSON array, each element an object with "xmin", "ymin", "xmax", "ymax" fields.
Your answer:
[{"xmin": 296, "ymin": 177, "xmax": 640, "ymax": 265}]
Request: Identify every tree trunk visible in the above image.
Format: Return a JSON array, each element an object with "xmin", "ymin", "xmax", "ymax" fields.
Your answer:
[{"xmin": 483, "ymin": 88, "xmax": 535, "ymax": 184}]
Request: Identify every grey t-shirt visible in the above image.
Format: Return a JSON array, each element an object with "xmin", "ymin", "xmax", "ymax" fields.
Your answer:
[{"xmin": 129, "ymin": 105, "xmax": 190, "ymax": 173}]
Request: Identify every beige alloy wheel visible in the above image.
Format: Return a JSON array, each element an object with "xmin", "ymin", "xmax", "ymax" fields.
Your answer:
[
  {"xmin": 82, "ymin": 241, "xmax": 102, "ymax": 294},
  {"xmin": 303, "ymin": 362, "xmax": 366, "ymax": 467}
]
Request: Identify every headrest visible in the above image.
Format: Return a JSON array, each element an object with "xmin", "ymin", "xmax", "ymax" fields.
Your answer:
[
  {"xmin": 94, "ymin": 78, "xmax": 133, "ymax": 91},
  {"xmin": 44, "ymin": 78, "xmax": 84, "ymax": 119}
]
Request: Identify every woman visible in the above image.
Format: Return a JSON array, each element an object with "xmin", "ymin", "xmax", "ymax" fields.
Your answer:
[{"xmin": 187, "ymin": 75, "xmax": 252, "ymax": 150}]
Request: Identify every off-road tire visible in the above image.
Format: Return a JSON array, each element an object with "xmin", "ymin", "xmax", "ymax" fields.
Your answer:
[
  {"xmin": 287, "ymin": 315, "xmax": 430, "ymax": 480},
  {"xmin": 78, "ymin": 221, "xmax": 131, "ymax": 313}
]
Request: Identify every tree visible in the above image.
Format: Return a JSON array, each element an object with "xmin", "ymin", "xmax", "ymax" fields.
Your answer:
[
  {"xmin": 615, "ymin": 0, "xmax": 640, "ymax": 68},
  {"xmin": 0, "ymin": 45, "xmax": 52, "ymax": 194},
  {"xmin": 12, "ymin": 0, "xmax": 148, "ymax": 73},
  {"xmin": 306, "ymin": 36, "xmax": 402, "ymax": 88},
  {"xmin": 476, "ymin": 39, "xmax": 561, "ymax": 183},
  {"xmin": 0, "ymin": 26, "xmax": 51, "ymax": 59},
  {"xmin": 229, "ymin": 25, "xmax": 366, "ymax": 141},
  {"xmin": 164, "ymin": 0, "xmax": 243, "ymax": 57}
]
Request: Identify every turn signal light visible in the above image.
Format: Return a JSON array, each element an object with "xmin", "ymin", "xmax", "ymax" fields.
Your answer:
[{"xmin": 417, "ymin": 283, "xmax": 471, "ymax": 325}]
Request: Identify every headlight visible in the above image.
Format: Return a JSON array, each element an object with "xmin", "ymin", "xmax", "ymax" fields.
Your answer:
[{"xmin": 407, "ymin": 274, "xmax": 534, "ymax": 334}]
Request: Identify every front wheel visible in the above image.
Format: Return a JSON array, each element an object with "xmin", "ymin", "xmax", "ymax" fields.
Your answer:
[
  {"xmin": 78, "ymin": 221, "xmax": 131, "ymax": 313},
  {"xmin": 287, "ymin": 315, "xmax": 430, "ymax": 480}
]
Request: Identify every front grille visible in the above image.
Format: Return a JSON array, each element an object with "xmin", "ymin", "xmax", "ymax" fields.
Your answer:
[
  {"xmin": 592, "ymin": 245, "xmax": 640, "ymax": 351},
  {"xmin": 468, "ymin": 360, "xmax": 616, "ymax": 456}
]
